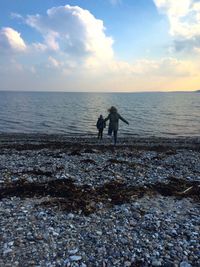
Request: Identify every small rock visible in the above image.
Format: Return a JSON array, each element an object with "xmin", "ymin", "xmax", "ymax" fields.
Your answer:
[
  {"xmin": 171, "ymin": 229, "xmax": 177, "ymax": 235},
  {"xmin": 180, "ymin": 261, "xmax": 192, "ymax": 267},
  {"xmin": 124, "ymin": 261, "xmax": 132, "ymax": 267},
  {"xmin": 69, "ymin": 255, "xmax": 82, "ymax": 261},
  {"xmin": 69, "ymin": 248, "xmax": 79, "ymax": 255},
  {"xmin": 67, "ymin": 213, "xmax": 75, "ymax": 219},
  {"xmin": 152, "ymin": 258, "xmax": 162, "ymax": 266},
  {"xmin": 96, "ymin": 231, "xmax": 102, "ymax": 236},
  {"xmin": 3, "ymin": 248, "xmax": 13, "ymax": 255}
]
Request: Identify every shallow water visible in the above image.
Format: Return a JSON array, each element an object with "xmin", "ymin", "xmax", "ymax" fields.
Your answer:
[{"xmin": 0, "ymin": 91, "xmax": 200, "ymax": 137}]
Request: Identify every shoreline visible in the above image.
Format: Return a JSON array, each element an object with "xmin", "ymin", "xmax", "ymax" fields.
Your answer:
[{"xmin": 0, "ymin": 133, "xmax": 200, "ymax": 150}]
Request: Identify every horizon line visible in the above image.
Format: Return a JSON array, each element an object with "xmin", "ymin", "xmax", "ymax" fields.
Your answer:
[{"xmin": 0, "ymin": 90, "xmax": 199, "ymax": 93}]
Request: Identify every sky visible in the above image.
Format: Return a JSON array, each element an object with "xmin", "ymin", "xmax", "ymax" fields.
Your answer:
[{"xmin": 0, "ymin": 0, "xmax": 200, "ymax": 92}]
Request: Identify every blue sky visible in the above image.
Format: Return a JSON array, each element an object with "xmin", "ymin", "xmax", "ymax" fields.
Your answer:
[{"xmin": 0, "ymin": 0, "xmax": 200, "ymax": 91}]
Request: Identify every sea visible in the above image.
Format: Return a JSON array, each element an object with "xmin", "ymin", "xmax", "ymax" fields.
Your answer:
[{"xmin": 0, "ymin": 91, "xmax": 200, "ymax": 137}]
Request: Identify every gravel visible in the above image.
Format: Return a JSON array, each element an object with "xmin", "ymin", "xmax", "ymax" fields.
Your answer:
[{"xmin": 0, "ymin": 135, "xmax": 199, "ymax": 266}]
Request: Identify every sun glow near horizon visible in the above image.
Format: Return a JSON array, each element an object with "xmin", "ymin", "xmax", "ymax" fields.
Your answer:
[{"xmin": 0, "ymin": 0, "xmax": 200, "ymax": 92}]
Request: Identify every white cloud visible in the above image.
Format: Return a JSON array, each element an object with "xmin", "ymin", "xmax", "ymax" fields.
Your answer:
[
  {"xmin": 194, "ymin": 46, "xmax": 200, "ymax": 53},
  {"xmin": 97, "ymin": 57, "xmax": 200, "ymax": 91},
  {"xmin": 25, "ymin": 5, "xmax": 114, "ymax": 62},
  {"xmin": 154, "ymin": 0, "xmax": 191, "ymax": 17},
  {"xmin": 110, "ymin": 57, "xmax": 198, "ymax": 77},
  {"xmin": 48, "ymin": 56, "xmax": 62, "ymax": 68},
  {"xmin": 0, "ymin": 54, "xmax": 199, "ymax": 91},
  {"xmin": 31, "ymin": 42, "xmax": 47, "ymax": 52},
  {"xmin": 154, "ymin": 57, "xmax": 197, "ymax": 76},
  {"xmin": 0, "ymin": 27, "xmax": 26, "ymax": 52},
  {"xmin": 15, "ymin": 5, "xmax": 191, "ymax": 78},
  {"xmin": 10, "ymin": 12, "xmax": 23, "ymax": 20},
  {"xmin": 0, "ymin": 4, "xmax": 199, "ymax": 92},
  {"xmin": 154, "ymin": 0, "xmax": 200, "ymax": 51}
]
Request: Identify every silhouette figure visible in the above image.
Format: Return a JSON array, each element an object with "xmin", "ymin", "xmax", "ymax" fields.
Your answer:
[
  {"xmin": 104, "ymin": 106, "xmax": 129, "ymax": 144},
  {"xmin": 96, "ymin": 115, "xmax": 106, "ymax": 140}
]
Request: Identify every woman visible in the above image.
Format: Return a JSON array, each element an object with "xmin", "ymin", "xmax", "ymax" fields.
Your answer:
[{"xmin": 104, "ymin": 106, "xmax": 129, "ymax": 144}]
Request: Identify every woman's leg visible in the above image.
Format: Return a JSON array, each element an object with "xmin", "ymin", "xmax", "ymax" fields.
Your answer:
[
  {"xmin": 114, "ymin": 130, "xmax": 118, "ymax": 144},
  {"xmin": 99, "ymin": 129, "xmax": 103, "ymax": 139},
  {"xmin": 108, "ymin": 125, "xmax": 112, "ymax": 136}
]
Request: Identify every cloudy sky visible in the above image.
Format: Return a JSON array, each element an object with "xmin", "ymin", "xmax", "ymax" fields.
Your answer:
[{"xmin": 0, "ymin": 0, "xmax": 200, "ymax": 92}]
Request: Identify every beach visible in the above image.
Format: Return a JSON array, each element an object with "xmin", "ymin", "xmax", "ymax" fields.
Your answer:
[
  {"xmin": 0, "ymin": 134, "xmax": 199, "ymax": 266},
  {"xmin": 1, "ymin": 0, "xmax": 200, "ymax": 265}
]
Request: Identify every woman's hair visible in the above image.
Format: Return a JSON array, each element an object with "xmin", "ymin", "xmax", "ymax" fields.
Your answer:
[{"xmin": 108, "ymin": 106, "xmax": 117, "ymax": 113}]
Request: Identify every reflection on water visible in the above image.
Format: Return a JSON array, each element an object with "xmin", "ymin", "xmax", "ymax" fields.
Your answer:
[{"xmin": 0, "ymin": 91, "xmax": 200, "ymax": 137}]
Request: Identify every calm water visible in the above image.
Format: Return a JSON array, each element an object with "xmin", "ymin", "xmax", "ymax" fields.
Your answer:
[{"xmin": 0, "ymin": 91, "xmax": 200, "ymax": 137}]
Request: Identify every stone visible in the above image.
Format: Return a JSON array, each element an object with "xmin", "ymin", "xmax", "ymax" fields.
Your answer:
[
  {"xmin": 69, "ymin": 248, "xmax": 79, "ymax": 255},
  {"xmin": 3, "ymin": 249, "xmax": 12, "ymax": 255},
  {"xmin": 180, "ymin": 261, "xmax": 192, "ymax": 267},
  {"xmin": 69, "ymin": 255, "xmax": 82, "ymax": 261},
  {"xmin": 124, "ymin": 261, "xmax": 132, "ymax": 267},
  {"xmin": 96, "ymin": 231, "xmax": 102, "ymax": 236},
  {"xmin": 152, "ymin": 259, "xmax": 162, "ymax": 266}
]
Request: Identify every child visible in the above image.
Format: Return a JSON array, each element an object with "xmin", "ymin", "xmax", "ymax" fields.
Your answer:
[{"xmin": 96, "ymin": 115, "xmax": 106, "ymax": 140}]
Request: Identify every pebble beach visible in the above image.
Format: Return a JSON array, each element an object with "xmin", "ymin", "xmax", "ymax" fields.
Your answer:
[{"xmin": 0, "ymin": 134, "xmax": 199, "ymax": 267}]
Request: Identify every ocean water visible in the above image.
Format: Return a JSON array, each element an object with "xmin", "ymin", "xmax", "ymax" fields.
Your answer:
[{"xmin": 0, "ymin": 91, "xmax": 200, "ymax": 137}]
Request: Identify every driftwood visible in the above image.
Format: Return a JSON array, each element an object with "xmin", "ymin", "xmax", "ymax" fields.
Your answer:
[
  {"xmin": 179, "ymin": 186, "xmax": 194, "ymax": 195},
  {"xmin": 177, "ymin": 185, "xmax": 200, "ymax": 197}
]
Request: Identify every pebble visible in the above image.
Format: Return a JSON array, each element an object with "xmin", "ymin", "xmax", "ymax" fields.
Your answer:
[
  {"xmin": 69, "ymin": 256, "xmax": 82, "ymax": 261},
  {"xmin": 96, "ymin": 231, "xmax": 102, "ymax": 235},
  {"xmin": 180, "ymin": 261, "xmax": 192, "ymax": 267},
  {"xmin": 3, "ymin": 249, "xmax": 13, "ymax": 255},
  {"xmin": 69, "ymin": 249, "xmax": 79, "ymax": 254},
  {"xmin": 151, "ymin": 259, "xmax": 162, "ymax": 266},
  {"xmin": 124, "ymin": 261, "xmax": 132, "ymax": 267}
]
